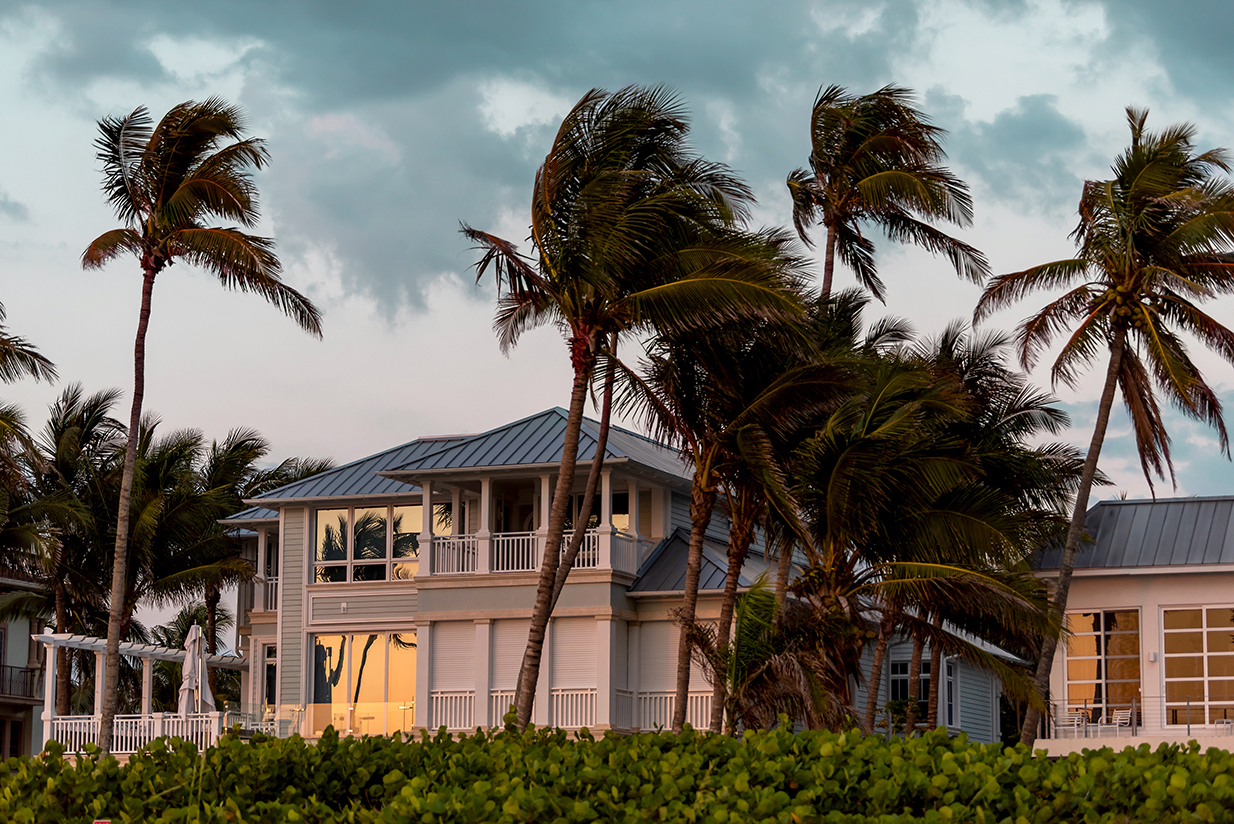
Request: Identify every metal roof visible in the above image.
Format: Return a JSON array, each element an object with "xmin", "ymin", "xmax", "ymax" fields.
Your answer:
[
  {"xmin": 629, "ymin": 527, "xmax": 774, "ymax": 593},
  {"xmin": 33, "ymin": 633, "xmax": 247, "ymax": 669},
  {"xmin": 1035, "ymin": 495, "xmax": 1234, "ymax": 570},
  {"xmin": 388, "ymin": 408, "xmax": 689, "ymax": 481},
  {"xmin": 220, "ymin": 506, "xmax": 278, "ymax": 525},
  {"xmin": 247, "ymin": 437, "xmax": 467, "ymax": 503}
]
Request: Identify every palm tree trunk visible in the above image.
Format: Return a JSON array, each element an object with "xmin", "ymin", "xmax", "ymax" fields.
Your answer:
[
  {"xmin": 1019, "ymin": 334, "xmax": 1125, "ymax": 747},
  {"xmin": 926, "ymin": 614, "xmax": 943, "ymax": 730},
  {"xmin": 53, "ymin": 575, "xmax": 70, "ymax": 715},
  {"xmin": 863, "ymin": 614, "xmax": 894, "ymax": 733},
  {"xmin": 905, "ymin": 632, "xmax": 924, "ymax": 735},
  {"xmin": 821, "ymin": 224, "xmax": 838, "ymax": 299},
  {"xmin": 512, "ymin": 331, "xmax": 594, "ymax": 729},
  {"xmin": 99, "ymin": 266, "xmax": 156, "ymax": 755},
  {"xmin": 709, "ymin": 495, "xmax": 756, "ymax": 733},
  {"xmin": 672, "ymin": 463, "xmax": 717, "ymax": 733},
  {"xmin": 205, "ymin": 584, "xmax": 220, "ymax": 697}
]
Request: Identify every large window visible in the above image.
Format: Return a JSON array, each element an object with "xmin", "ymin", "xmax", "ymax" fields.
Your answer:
[
  {"xmin": 1163, "ymin": 606, "xmax": 1234, "ymax": 725},
  {"xmin": 309, "ymin": 632, "xmax": 417, "ymax": 736},
  {"xmin": 314, "ymin": 505, "xmax": 436, "ymax": 583},
  {"xmin": 1064, "ymin": 610, "xmax": 1140, "ymax": 717}
]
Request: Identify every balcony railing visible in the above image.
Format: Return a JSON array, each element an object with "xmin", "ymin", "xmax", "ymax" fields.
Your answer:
[
  {"xmin": 431, "ymin": 535, "xmax": 478, "ymax": 574},
  {"xmin": 1040, "ymin": 697, "xmax": 1234, "ymax": 740},
  {"xmin": 550, "ymin": 688, "xmax": 597, "ymax": 729},
  {"xmin": 0, "ymin": 665, "xmax": 39, "ymax": 699},
  {"xmin": 637, "ymin": 691, "xmax": 712, "ymax": 731},
  {"xmin": 492, "ymin": 532, "xmax": 539, "ymax": 572},
  {"xmin": 429, "ymin": 690, "xmax": 475, "ymax": 730},
  {"xmin": 256, "ymin": 576, "xmax": 279, "ymax": 611}
]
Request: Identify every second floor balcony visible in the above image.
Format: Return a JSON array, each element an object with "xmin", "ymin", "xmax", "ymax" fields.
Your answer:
[
  {"xmin": 427, "ymin": 529, "xmax": 655, "ymax": 577},
  {"xmin": 0, "ymin": 665, "xmax": 40, "ymax": 701}
]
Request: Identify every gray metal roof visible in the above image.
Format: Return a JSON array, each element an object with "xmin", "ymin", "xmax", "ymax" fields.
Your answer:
[
  {"xmin": 220, "ymin": 506, "xmax": 278, "ymax": 525},
  {"xmin": 629, "ymin": 527, "xmax": 773, "ymax": 593},
  {"xmin": 388, "ymin": 408, "xmax": 690, "ymax": 481},
  {"xmin": 1035, "ymin": 495, "xmax": 1234, "ymax": 570},
  {"xmin": 247, "ymin": 437, "xmax": 467, "ymax": 503}
]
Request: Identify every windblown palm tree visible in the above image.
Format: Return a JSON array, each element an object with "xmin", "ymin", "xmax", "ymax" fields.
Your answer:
[
  {"xmin": 787, "ymin": 85, "xmax": 988, "ymax": 299},
  {"xmin": 82, "ymin": 98, "xmax": 322, "ymax": 752},
  {"xmin": 975, "ymin": 108, "xmax": 1234, "ymax": 746},
  {"xmin": 462, "ymin": 85, "xmax": 802, "ymax": 729}
]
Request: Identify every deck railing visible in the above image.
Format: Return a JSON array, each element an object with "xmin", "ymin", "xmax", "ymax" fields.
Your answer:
[
  {"xmin": 259, "ymin": 576, "xmax": 279, "ymax": 611},
  {"xmin": 614, "ymin": 689, "xmax": 635, "ymax": 731},
  {"xmin": 0, "ymin": 665, "xmax": 39, "ymax": 699},
  {"xmin": 48, "ymin": 712, "xmax": 226, "ymax": 754},
  {"xmin": 551, "ymin": 688, "xmax": 597, "ymax": 729},
  {"xmin": 1042, "ymin": 697, "xmax": 1234, "ymax": 740},
  {"xmin": 611, "ymin": 532, "xmax": 638, "ymax": 574},
  {"xmin": 429, "ymin": 690, "xmax": 475, "ymax": 730},
  {"xmin": 491, "ymin": 532, "xmax": 539, "ymax": 572},
  {"xmin": 431, "ymin": 536, "xmax": 478, "ymax": 574},
  {"xmin": 490, "ymin": 690, "xmax": 517, "ymax": 724},
  {"xmin": 563, "ymin": 530, "xmax": 600, "ymax": 568},
  {"xmin": 637, "ymin": 691, "xmax": 712, "ymax": 731}
]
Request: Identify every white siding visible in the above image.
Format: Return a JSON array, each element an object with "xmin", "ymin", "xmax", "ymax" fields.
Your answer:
[
  {"xmin": 432, "ymin": 621, "xmax": 476, "ymax": 690},
  {"xmin": 310, "ymin": 591, "xmax": 417, "ymax": 623},
  {"xmin": 958, "ymin": 659, "xmax": 995, "ymax": 743},
  {"xmin": 491, "ymin": 619, "xmax": 529, "ymax": 691},
  {"xmin": 279, "ymin": 508, "xmax": 305, "ymax": 706},
  {"xmin": 552, "ymin": 617, "xmax": 597, "ymax": 689}
]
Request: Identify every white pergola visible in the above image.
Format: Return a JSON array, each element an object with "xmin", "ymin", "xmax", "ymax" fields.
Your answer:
[{"xmin": 34, "ymin": 631, "xmax": 247, "ymax": 720}]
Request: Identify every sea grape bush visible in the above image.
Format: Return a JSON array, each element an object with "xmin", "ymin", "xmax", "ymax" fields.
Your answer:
[{"xmin": 3, "ymin": 725, "xmax": 1234, "ymax": 823}]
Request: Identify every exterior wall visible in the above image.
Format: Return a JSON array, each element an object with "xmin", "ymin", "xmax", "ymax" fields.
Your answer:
[
  {"xmin": 956, "ymin": 659, "xmax": 997, "ymax": 744},
  {"xmin": 308, "ymin": 590, "xmax": 417, "ymax": 623},
  {"xmin": 0, "ymin": 611, "xmax": 41, "ymax": 756},
  {"xmin": 278, "ymin": 508, "xmax": 307, "ymax": 709}
]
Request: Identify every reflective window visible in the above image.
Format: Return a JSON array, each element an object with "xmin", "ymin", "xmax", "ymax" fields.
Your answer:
[
  {"xmin": 313, "ymin": 505, "xmax": 423, "ymax": 583},
  {"xmin": 307, "ymin": 632, "xmax": 417, "ymax": 736},
  {"xmin": 1063, "ymin": 609, "xmax": 1140, "ymax": 719},
  {"xmin": 352, "ymin": 508, "xmax": 388, "ymax": 561},
  {"xmin": 316, "ymin": 509, "xmax": 349, "ymax": 563},
  {"xmin": 1164, "ymin": 606, "xmax": 1234, "ymax": 725}
]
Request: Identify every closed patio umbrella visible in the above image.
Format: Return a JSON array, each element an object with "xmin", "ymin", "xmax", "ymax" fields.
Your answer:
[{"xmin": 177, "ymin": 624, "xmax": 216, "ymax": 715}]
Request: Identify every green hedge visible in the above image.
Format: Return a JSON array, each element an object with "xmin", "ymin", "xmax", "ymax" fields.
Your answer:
[{"xmin": 3, "ymin": 725, "xmax": 1234, "ymax": 823}]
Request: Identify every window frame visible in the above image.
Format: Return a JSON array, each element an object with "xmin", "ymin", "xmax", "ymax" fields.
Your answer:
[
  {"xmin": 1162, "ymin": 603, "xmax": 1234, "ymax": 726},
  {"xmin": 312, "ymin": 504, "xmax": 425, "ymax": 584},
  {"xmin": 1062, "ymin": 608, "xmax": 1141, "ymax": 716}
]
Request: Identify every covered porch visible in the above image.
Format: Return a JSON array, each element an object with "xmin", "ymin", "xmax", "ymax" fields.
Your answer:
[{"xmin": 35, "ymin": 632, "xmax": 256, "ymax": 755}]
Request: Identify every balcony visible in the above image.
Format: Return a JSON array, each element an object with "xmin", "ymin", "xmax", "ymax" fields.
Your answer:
[
  {"xmin": 426, "ymin": 530, "xmax": 653, "ymax": 577},
  {"xmin": 0, "ymin": 665, "xmax": 40, "ymax": 700}
]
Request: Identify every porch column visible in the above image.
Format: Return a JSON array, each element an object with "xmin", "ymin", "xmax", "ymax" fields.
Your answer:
[
  {"xmin": 628, "ymin": 622, "xmax": 641, "ymax": 731},
  {"xmin": 537, "ymin": 474, "xmax": 551, "ymax": 565},
  {"xmin": 419, "ymin": 480, "xmax": 434, "ymax": 576},
  {"xmin": 533, "ymin": 620, "xmax": 552, "ymax": 727},
  {"xmin": 41, "ymin": 638, "xmax": 55, "ymax": 729},
  {"xmin": 598, "ymin": 469, "xmax": 613, "ymax": 569},
  {"xmin": 596, "ymin": 617, "xmax": 616, "ymax": 729},
  {"xmin": 256, "ymin": 528, "xmax": 268, "ymax": 610},
  {"xmin": 94, "ymin": 650, "xmax": 105, "ymax": 717},
  {"xmin": 451, "ymin": 488, "xmax": 462, "ymax": 536},
  {"xmin": 416, "ymin": 621, "xmax": 432, "ymax": 731},
  {"xmin": 141, "ymin": 657, "xmax": 153, "ymax": 716},
  {"xmin": 474, "ymin": 620, "xmax": 491, "ymax": 728},
  {"xmin": 628, "ymin": 479, "xmax": 641, "ymax": 540},
  {"xmin": 477, "ymin": 477, "xmax": 492, "ymax": 574}
]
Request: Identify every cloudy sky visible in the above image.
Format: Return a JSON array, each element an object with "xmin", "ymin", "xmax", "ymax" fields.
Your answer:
[{"xmin": 2, "ymin": 0, "xmax": 1233, "ymax": 506}]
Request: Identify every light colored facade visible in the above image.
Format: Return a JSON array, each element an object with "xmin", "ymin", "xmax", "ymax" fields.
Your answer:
[
  {"xmin": 1036, "ymin": 496, "xmax": 1234, "ymax": 754},
  {"xmin": 228, "ymin": 408, "xmax": 1007, "ymax": 742},
  {"xmin": 0, "ymin": 574, "xmax": 43, "ymax": 757}
]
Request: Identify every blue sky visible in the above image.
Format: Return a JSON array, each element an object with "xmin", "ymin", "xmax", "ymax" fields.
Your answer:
[{"xmin": 0, "ymin": 0, "xmax": 1232, "ymax": 502}]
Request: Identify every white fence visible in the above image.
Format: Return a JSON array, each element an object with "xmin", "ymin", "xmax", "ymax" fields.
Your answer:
[
  {"xmin": 611, "ymin": 533, "xmax": 638, "ymax": 574},
  {"xmin": 49, "ymin": 713, "xmax": 226, "ymax": 754},
  {"xmin": 431, "ymin": 536, "xmax": 478, "ymax": 574},
  {"xmin": 551, "ymin": 688, "xmax": 597, "ymax": 729},
  {"xmin": 261, "ymin": 576, "xmax": 279, "ymax": 611},
  {"xmin": 490, "ymin": 690, "xmax": 517, "ymax": 724},
  {"xmin": 614, "ymin": 689, "xmax": 635, "ymax": 731},
  {"xmin": 637, "ymin": 691, "xmax": 712, "ymax": 731},
  {"xmin": 429, "ymin": 690, "xmax": 475, "ymax": 730},
  {"xmin": 563, "ymin": 531, "xmax": 600, "ymax": 568},
  {"xmin": 492, "ymin": 532, "xmax": 539, "ymax": 572}
]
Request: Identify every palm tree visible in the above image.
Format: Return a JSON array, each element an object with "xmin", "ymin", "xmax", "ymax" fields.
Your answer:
[
  {"xmin": 786, "ymin": 85, "xmax": 988, "ymax": 299},
  {"xmin": 462, "ymin": 85, "xmax": 802, "ymax": 729},
  {"xmin": 975, "ymin": 108, "xmax": 1234, "ymax": 746},
  {"xmin": 82, "ymin": 98, "xmax": 323, "ymax": 752}
]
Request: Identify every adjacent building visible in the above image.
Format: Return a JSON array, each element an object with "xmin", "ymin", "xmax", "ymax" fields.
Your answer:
[{"xmin": 1, "ymin": 571, "xmax": 45, "ymax": 757}]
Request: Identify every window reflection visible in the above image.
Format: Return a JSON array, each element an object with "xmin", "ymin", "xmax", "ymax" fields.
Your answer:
[
  {"xmin": 307, "ymin": 632, "xmax": 417, "ymax": 736},
  {"xmin": 392, "ymin": 506, "xmax": 421, "ymax": 559},
  {"xmin": 1164, "ymin": 606, "xmax": 1234, "ymax": 725},
  {"xmin": 1064, "ymin": 609, "xmax": 1140, "ymax": 713},
  {"xmin": 316, "ymin": 509, "xmax": 348, "ymax": 563},
  {"xmin": 353, "ymin": 508, "xmax": 388, "ymax": 561}
]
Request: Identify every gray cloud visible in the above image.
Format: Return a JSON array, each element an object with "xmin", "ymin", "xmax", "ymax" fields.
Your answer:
[{"xmin": 0, "ymin": 189, "xmax": 28, "ymax": 221}]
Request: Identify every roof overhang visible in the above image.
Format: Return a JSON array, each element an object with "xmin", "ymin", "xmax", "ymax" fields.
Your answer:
[{"xmin": 33, "ymin": 633, "xmax": 248, "ymax": 670}]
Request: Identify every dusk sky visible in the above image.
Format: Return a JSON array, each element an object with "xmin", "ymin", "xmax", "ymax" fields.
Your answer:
[{"xmin": 2, "ymin": 0, "xmax": 1234, "ymax": 505}]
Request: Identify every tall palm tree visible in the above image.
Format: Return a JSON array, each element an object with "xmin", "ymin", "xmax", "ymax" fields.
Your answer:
[
  {"xmin": 975, "ymin": 108, "xmax": 1234, "ymax": 746},
  {"xmin": 462, "ymin": 85, "xmax": 801, "ymax": 729},
  {"xmin": 82, "ymin": 98, "xmax": 323, "ymax": 752},
  {"xmin": 786, "ymin": 85, "xmax": 988, "ymax": 299}
]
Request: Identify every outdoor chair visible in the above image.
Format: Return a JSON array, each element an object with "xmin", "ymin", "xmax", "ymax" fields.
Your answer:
[{"xmin": 1099, "ymin": 708, "xmax": 1132, "ymax": 735}]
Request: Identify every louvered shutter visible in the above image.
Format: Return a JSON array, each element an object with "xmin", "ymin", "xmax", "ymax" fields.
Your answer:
[
  {"xmin": 491, "ymin": 619, "xmax": 529, "ymax": 691},
  {"xmin": 431, "ymin": 621, "xmax": 475, "ymax": 690},
  {"xmin": 551, "ymin": 617, "xmax": 596, "ymax": 689}
]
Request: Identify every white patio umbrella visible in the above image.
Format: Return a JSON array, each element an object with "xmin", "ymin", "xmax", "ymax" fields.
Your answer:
[{"xmin": 177, "ymin": 624, "xmax": 216, "ymax": 715}]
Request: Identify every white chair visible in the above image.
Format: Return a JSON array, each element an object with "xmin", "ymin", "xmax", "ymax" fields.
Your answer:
[{"xmin": 1099, "ymin": 708, "xmax": 1132, "ymax": 736}]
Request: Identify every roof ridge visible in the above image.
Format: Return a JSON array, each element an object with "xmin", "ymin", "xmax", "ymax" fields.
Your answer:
[{"xmin": 252, "ymin": 435, "xmax": 458, "ymax": 500}]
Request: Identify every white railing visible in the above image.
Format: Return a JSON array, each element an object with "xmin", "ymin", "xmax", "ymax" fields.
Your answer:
[
  {"xmin": 490, "ymin": 690, "xmax": 517, "ymax": 724},
  {"xmin": 492, "ymin": 532, "xmax": 540, "ymax": 572},
  {"xmin": 637, "ymin": 691, "xmax": 712, "ymax": 731},
  {"xmin": 551, "ymin": 688, "xmax": 596, "ymax": 729},
  {"xmin": 431, "ymin": 535, "xmax": 478, "ymax": 575},
  {"xmin": 614, "ymin": 689, "xmax": 635, "ymax": 731},
  {"xmin": 637, "ymin": 538, "xmax": 657, "ymax": 565},
  {"xmin": 611, "ymin": 532, "xmax": 638, "ymax": 574},
  {"xmin": 260, "ymin": 576, "xmax": 279, "ymax": 610},
  {"xmin": 49, "ymin": 713, "xmax": 225, "ymax": 754},
  {"xmin": 430, "ymin": 690, "xmax": 475, "ymax": 730},
  {"xmin": 562, "ymin": 530, "xmax": 600, "ymax": 568}
]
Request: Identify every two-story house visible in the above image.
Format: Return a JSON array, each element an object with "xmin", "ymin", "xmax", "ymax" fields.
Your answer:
[{"xmin": 1, "ymin": 570, "xmax": 45, "ymax": 757}]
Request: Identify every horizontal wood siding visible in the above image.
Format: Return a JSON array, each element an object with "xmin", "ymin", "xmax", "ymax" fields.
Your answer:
[
  {"xmin": 432, "ymin": 621, "xmax": 475, "ymax": 691},
  {"xmin": 279, "ymin": 508, "xmax": 305, "ymax": 707},
  {"xmin": 958, "ymin": 659, "xmax": 994, "ymax": 743},
  {"xmin": 310, "ymin": 591, "xmax": 417, "ymax": 623}
]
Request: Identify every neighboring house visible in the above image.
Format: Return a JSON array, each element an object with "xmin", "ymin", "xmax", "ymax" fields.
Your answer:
[
  {"xmin": 0, "ymin": 572, "xmax": 44, "ymax": 757},
  {"xmin": 1035, "ymin": 495, "xmax": 1234, "ymax": 754},
  {"xmin": 223, "ymin": 407, "xmax": 1006, "ymax": 742}
]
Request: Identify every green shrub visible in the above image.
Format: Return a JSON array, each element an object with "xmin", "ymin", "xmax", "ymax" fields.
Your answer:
[{"xmin": 3, "ymin": 725, "xmax": 1234, "ymax": 822}]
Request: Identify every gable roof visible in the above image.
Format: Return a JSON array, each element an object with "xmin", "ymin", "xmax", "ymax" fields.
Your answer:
[
  {"xmin": 629, "ymin": 527, "xmax": 774, "ymax": 593},
  {"xmin": 220, "ymin": 506, "xmax": 279, "ymax": 526},
  {"xmin": 384, "ymin": 408, "xmax": 689, "ymax": 481},
  {"xmin": 1035, "ymin": 495, "xmax": 1234, "ymax": 571}
]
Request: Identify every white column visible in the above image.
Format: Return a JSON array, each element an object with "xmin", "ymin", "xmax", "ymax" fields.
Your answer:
[
  {"xmin": 419, "ymin": 480, "xmax": 434, "ymax": 576},
  {"xmin": 533, "ymin": 620, "xmax": 552, "ymax": 727},
  {"xmin": 537, "ymin": 474, "xmax": 552, "ymax": 565},
  {"xmin": 596, "ymin": 617, "xmax": 616, "ymax": 729},
  {"xmin": 94, "ymin": 650, "xmax": 105, "ymax": 717},
  {"xmin": 41, "ymin": 639, "xmax": 56, "ymax": 727},
  {"xmin": 451, "ymin": 488, "xmax": 462, "ymax": 536},
  {"xmin": 474, "ymin": 620, "xmax": 491, "ymax": 728},
  {"xmin": 141, "ymin": 657, "xmax": 153, "ymax": 716},
  {"xmin": 257, "ymin": 528, "xmax": 268, "ymax": 610},
  {"xmin": 628, "ymin": 479, "xmax": 641, "ymax": 540},
  {"xmin": 628, "ymin": 623, "xmax": 641, "ymax": 731},
  {"xmin": 598, "ymin": 470, "xmax": 613, "ymax": 569},
  {"xmin": 477, "ymin": 477, "xmax": 492, "ymax": 574},
  {"xmin": 415, "ymin": 621, "xmax": 432, "ymax": 731}
]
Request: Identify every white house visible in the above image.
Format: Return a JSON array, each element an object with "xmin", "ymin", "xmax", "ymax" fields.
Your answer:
[{"xmin": 0, "ymin": 571, "xmax": 44, "ymax": 757}]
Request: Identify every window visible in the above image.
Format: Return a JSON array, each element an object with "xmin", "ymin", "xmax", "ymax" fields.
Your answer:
[
  {"xmin": 1163, "ymin": 606, "xmax": 1234, "ymax": 724},
  {"xmin": 309, "ymin": 632, "xmax": 417, "ymax": 736},
  {"xmin": 890, "ymin": 660, "xmax": 930, "ymax": 703},
  {"xmin": 263, "ymin": 645, "xmax": 277, "ymax": 710},
  {"xmin": 945, "ymin": 662, "xmax": 956, "ymax": 727},
  {"xmin": 314, "ymin": 505, "xmax": 442, "ymax": 583},
  {"xmin": 1064, "ymin": 610, "xmax": 1140, "ymax": 718}
]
